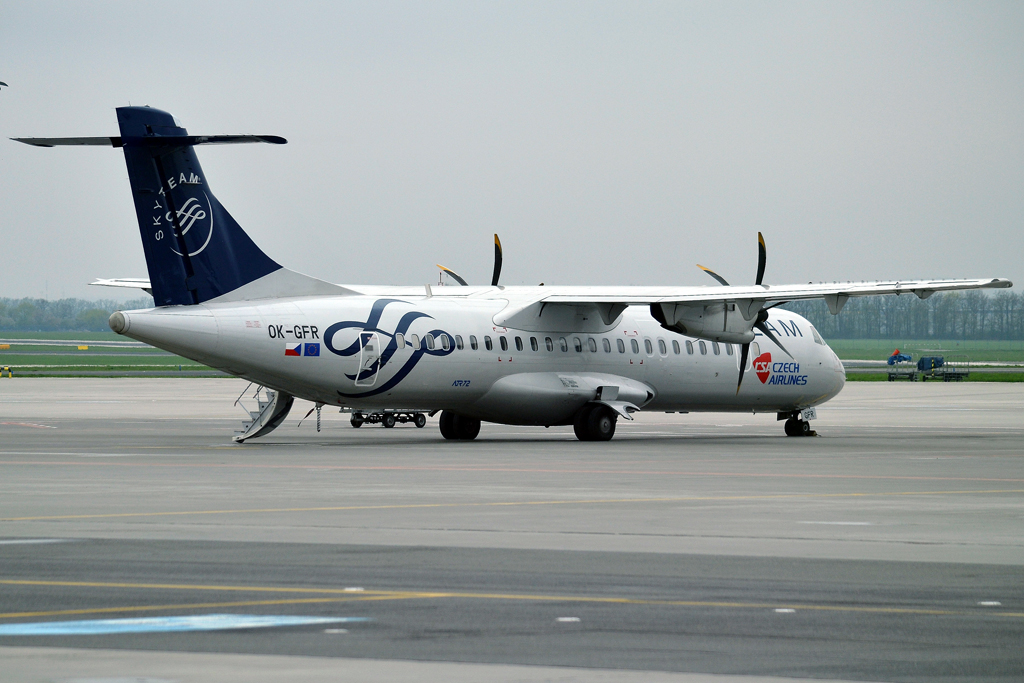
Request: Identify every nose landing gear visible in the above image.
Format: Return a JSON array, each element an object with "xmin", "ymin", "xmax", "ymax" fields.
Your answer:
[{"xmin": 783, "ymin": 417, "xmax": 814, "ymax": 437}]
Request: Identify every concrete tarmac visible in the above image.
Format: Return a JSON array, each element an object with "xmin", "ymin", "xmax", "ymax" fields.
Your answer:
[{"xmin": 1, "ymin": 379, "xmax": 1023, "ymax": 682}]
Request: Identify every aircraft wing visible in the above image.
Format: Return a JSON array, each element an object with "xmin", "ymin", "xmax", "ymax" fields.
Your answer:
[
  {"xmin": 539, "ymin": 277, "xmax": 1012, "ymax": 313},
  {"xmin": 494, "ymin": 277, "xmax": 1012, "ymax": 342}
]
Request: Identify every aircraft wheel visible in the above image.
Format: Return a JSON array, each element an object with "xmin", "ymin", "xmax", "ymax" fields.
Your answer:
[
  {"xmin": 586, "ymin": 405, "xmax": 617, "ymax": 441},
  {"xmin": 784, "ymin": 418, "xmax": 798, "ymax": 436},
  {"xmin": 573, "ymin": 405, "xmax": 595, "ymax": 441},
  {"xmin": 798, "ymin": 419, "xmax": 811, "ymax": 436},
  {"xmin": 414, "ymin": 413, "xmax": 427, "ymax": 428},
  {"xmin": 350, "ymin": 416, "xmax": 363, "ymax": 428},
  {"xmin": 439, "ymin": 410, "xmax": 457, "ymax": 439},
  {"xmin": 453, "ymin": 414, "xmax": 481, "ymax": 440},
  {"xmin": 382, "ymin": 413, "xmax": 396, "ymax": 428}
]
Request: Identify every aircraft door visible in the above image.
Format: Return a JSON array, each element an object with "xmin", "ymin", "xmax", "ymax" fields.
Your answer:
[{"xmin": 354, "ymin": 332, "xmax": 381, "ymax": 386}]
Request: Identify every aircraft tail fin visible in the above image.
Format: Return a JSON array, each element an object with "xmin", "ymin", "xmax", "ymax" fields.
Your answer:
[{"xmin": 114, "ymin": 106, "xmax": 285, "ymax": 306}]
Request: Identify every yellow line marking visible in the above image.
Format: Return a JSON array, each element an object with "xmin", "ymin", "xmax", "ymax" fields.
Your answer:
[
  {"xmin": 2, "ymin": 489, "xmax": 1022, "ymax": 522},
  {"xmin": 2, "ymin": 579, "xmax": 1023, "ymax": 620}
]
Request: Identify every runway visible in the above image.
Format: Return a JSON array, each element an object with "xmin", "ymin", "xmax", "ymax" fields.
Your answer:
[{"xmin": 1, "ymin": 379, "xmax": 1023, "ymax": 682}]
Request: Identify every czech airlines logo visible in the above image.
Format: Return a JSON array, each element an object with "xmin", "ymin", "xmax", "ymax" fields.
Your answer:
[
  {"xmin": 754, "ymin": 352, "xmax": 772, "ymax": 384},
  {"xmin": 324, "ymin": 299, "xmax": 453, "ymax": 398}
]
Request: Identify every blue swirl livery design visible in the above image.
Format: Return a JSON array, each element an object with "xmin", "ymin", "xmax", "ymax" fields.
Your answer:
[{"xmin": 325, "ymin": 299, "xmax": 454, "ymax": 398}]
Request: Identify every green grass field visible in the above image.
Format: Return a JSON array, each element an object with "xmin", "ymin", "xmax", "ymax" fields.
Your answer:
[{"xmin": 0, "ymin": 332, "xmax": 221, "ymax": 376}]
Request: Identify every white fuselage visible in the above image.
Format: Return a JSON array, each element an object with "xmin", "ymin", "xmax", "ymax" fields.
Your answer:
[{"xmin": 114, "ymin": 286, "xmax": 846, "ymax": 426}]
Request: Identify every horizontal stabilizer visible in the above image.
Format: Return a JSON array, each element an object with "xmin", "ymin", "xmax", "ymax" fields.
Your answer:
[
  {"xmin": 13, "ymin": 135, "xmax": 286, "ymax": 148},
  {"xmin": 91, "ymin": 278, "xmax": 152, "ymax": 292}
]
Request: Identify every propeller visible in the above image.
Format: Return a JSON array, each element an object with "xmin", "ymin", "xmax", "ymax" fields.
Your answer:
[
  {"xmin": 436, "ymin": 265, "xmax": 468, "ymax": 286},
  {"xmin": 491, "ymin": 234, "xmax": 502, "ymax": 287},
  {"xmin": 436, "ymin": 233, "xmax": 502, "ymax": 287},
  {"xmin": 696, "ymin": 232, "xmax": 792, "ymax": 393}
]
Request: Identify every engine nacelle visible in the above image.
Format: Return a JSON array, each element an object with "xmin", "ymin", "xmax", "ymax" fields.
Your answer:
[{"xmin": 650, "ymin": 302, "xmax": 756, "ymax": 344}]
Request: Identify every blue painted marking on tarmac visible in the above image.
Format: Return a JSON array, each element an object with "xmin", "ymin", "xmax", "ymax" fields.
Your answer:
[{"xmin": 0, "ymin": 614, "xmax": 369, "ymax": 636}]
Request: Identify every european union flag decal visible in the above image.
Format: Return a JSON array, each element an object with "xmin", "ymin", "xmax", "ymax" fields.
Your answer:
[{"xmin": 304, "ymin": 343, "xmax": 320, "ymax": 357}]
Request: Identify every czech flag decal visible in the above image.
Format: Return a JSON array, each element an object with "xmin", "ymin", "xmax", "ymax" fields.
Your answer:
[{"xmin": 285, "ymin": 344, "xmax": 302, "ymax": 356}]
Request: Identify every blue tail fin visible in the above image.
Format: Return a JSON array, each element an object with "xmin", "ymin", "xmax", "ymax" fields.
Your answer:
[{"xmin": 116, "ymin": 106, "xmax": 282, "ymax": 306}]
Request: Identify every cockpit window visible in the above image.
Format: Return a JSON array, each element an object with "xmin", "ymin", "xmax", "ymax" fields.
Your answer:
[{"xmin": 810, "ymin": 326, "xmax": 824, "ymax": 345}]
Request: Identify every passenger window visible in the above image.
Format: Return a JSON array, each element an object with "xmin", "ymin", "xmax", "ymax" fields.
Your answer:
[
  {"xmin": 410, "ymin": 334, "xmax": 420, "ymax": 349},
  {"xmin": 630, "ymin": 339, "xmax": 639, "ymax": 354},
  {"xmin": 441, "ymin": 335, "xmax": 450, "ymax": 351},
  {"xmin": 750, "ymin": 342, "xmax": 760, "ymax": 361},
  {"xmin": 686, "ymin": 340, "xmax": 693, "ymax": 355},
  {"xmin": 545, "ymin": 337, "xmax": 554, "ymax": 352},
  {"xmin": 499, "ymin": 336, "xmax": 508, "ymax": 351},
  {"xmin": 603, "ymin": 338, "xmax": 611, "ymax": 353},
  {"xmin": 559, "ymin": 337, "xmax": 568, "ymax": 352},
  {"xmin": 725, "ymin": 343, "xmax": 733, "ymax": 355},
  {"xmin": 395, "ymin": 333, "xmax": 406, "ymax": 350},
  {"xmin": 644, "ymin": 338, "xmax": 653, "ymax": 355},
  {"xmin": 658, "ymin": 339, "xmax": 667, "ymax": 355},
  {"xmin": 484, "ymin": 336, "xmax": 493, "ymax": 351},
  {"xmin": 469, "ymin": 335, "xmax": 478, "ymax": 351},
  {"xmin": 515, "ymin": 336, "xmax": 523, "ymax": 352},
  {"xmin": 588, "ymin": 338, "xmax": 597, "ymax": 353},
  {"xmin": 425, "ymin": 334, "xmax": 435, "ymax": 350},
  {"xmin": 712, "ymin": 342, "xmax": 720, "ymax": 355},
  {"xmin": 699, "ymin": 340, "xmax": 707, "ymax": 355},
  {"xmin": 573, "ymin": 337, "xmax": 583, "ymax": 352},
  {"xmin": 617, "ymin": 339, "xmax": 625, "ymax": 353},
  {"xmin": 530, "ymin": 337, "xmax": 538, "ymax": 352},
  {"xmin": 455, "ymin": 335, "xmax": 464, "ymax": 350},
  {"xmin": 672, "ymin": 340, "xmax": 680, "ymax": 354}
]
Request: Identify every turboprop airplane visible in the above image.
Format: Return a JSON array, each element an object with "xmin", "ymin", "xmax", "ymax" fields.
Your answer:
[{"xmin": 14, "ymin": 106, "xmax": 1013, "ymax": 442}]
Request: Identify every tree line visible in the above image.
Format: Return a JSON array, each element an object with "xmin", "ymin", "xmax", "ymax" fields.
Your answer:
[
  {"xmin": 2, "ymin": 291, "xmax": 1024, "ymax": 339},
  {"xmin": 0, "ymin": 297, "xmax": 154, "ymax": 332}
]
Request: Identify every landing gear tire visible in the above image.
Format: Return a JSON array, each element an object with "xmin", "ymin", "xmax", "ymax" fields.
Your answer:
[
  {"xmin": 573, "ymin": 405, "xmax": 595, "ymax": 441},
  {"xmin": 587, "ymin": 405, "xmax": 617, "ymax": 441},
  {"xmin": 784, "ymin": 418, "xmax": 812, "ymax": 437},
  {"xmin": 382, "ymin": 413, "xmax": 396, "ymax": 428},
  {"xmin": 439, "ymin": 410, "xmax": 456, "ymax": 439},
  {"xmin": 574, "ymin": 404, "xmax": 617, "ymax": 441},
  {"xmin": 350, "ymin": 414, "xmax": 364, "ymax": 428},
  {"xmin": 439, "ymin": 410, "xmax": 480, "ymax": 440},
  {"xmin": 414, "ymin": 413, "xmax": 427, "ymax": 428}
]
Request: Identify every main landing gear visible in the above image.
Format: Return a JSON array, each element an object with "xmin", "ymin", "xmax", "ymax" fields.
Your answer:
[
  {"xmin": 439, "ymin": 410, "xmax": 481, "ymax": 440},
  {"xmin": 573, "ymin": 404, "xmax": 617, "ymax": 442}
]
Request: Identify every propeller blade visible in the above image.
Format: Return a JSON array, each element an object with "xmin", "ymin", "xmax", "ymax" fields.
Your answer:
[
  {"xmin": 755, "ymin": 232, "xmax": 767, "ymax": 286},
  {"xmin": 436, "ymin": 264, "xmax": 468, "ymax": 286},
  {"xmin": 697, "ymin": 264, "xmax": 730, "ymax": 286},
  {"xmin": 491, "ymin": 234, "xmax": 502, "ymax": 287},
  {"xmin": 736, "ymin": 342, "xmax": 750, "ymax": 393},
  {"xmin": 755, "ymin": 321, "xmax": 793, "ymax": 359}
]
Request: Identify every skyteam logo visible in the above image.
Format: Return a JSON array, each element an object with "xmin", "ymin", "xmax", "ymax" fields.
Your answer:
[
  {"xmin": 324, "ymin": 299, "xmax": 454, "ymax": 398},
  {"xmin": 150, "ymin": 185, "xmax": 214, "ymax": 258},
  {"xmin": 168, "ymin": 194, "xmax": 214, "ymax": 257}
]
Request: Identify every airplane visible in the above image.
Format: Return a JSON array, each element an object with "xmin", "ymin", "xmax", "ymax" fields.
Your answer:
[{"xmin": 14, "ymin": 106, "xmax": 1012, "ymax": 442}]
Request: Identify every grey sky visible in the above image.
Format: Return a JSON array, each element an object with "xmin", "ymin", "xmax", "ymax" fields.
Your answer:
[{"xmin": 1, "ymin": 1, "xmax": 1021, "ymax": 300}]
